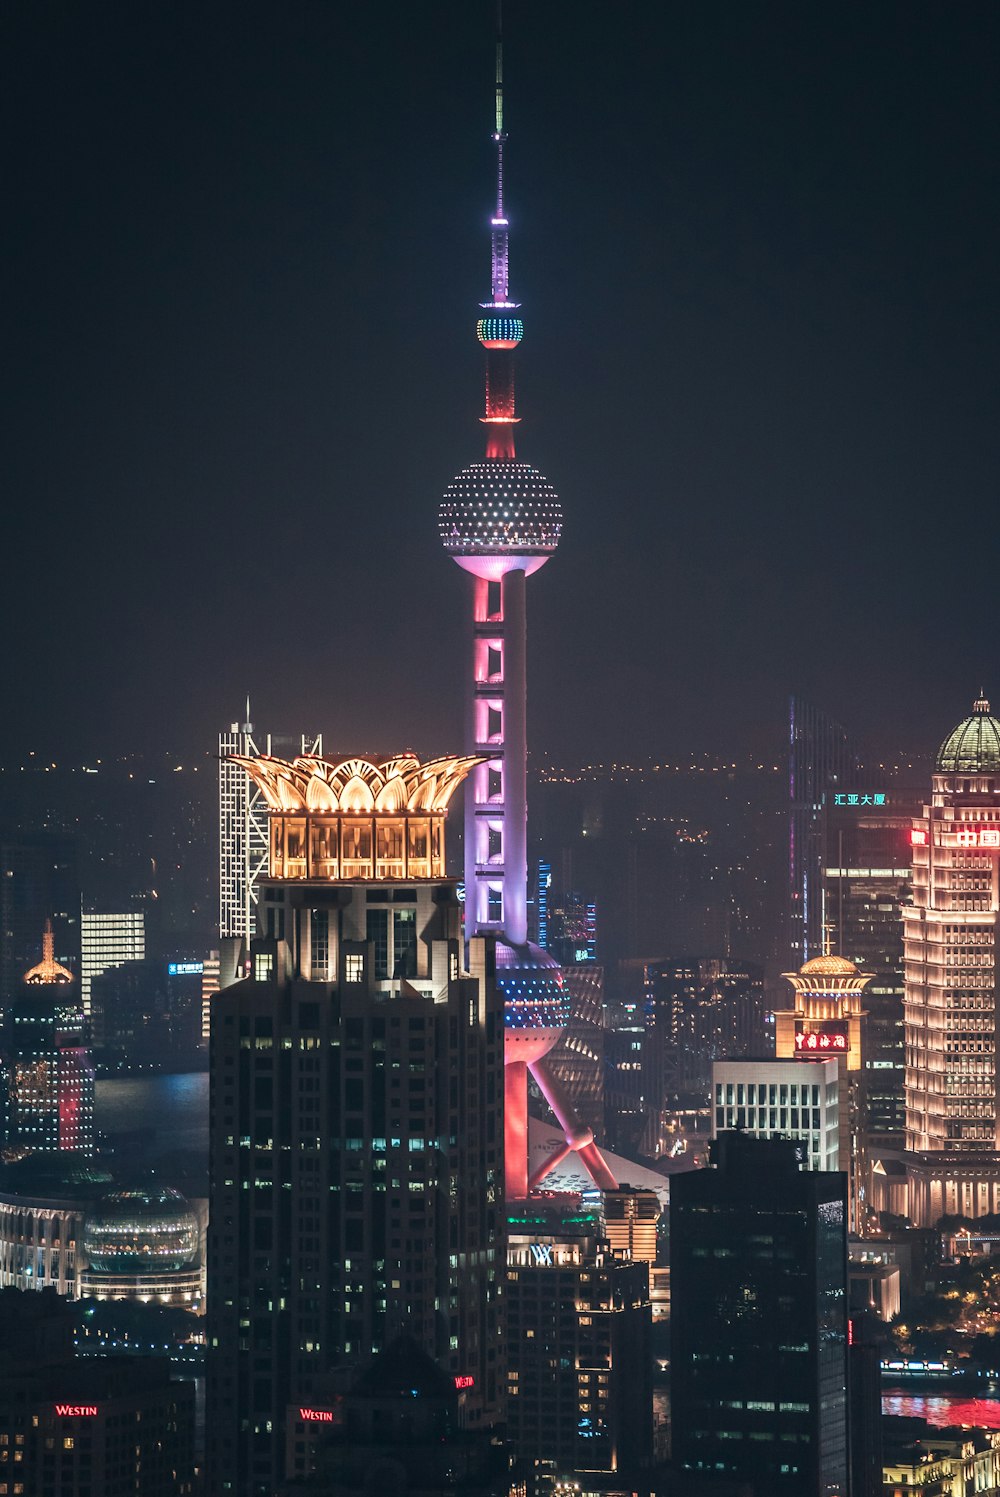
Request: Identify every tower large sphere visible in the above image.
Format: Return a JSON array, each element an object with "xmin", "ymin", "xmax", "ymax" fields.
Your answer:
[
  {"xmin": 439, "ymin": 461, "xmax": 562, "ymax": 566},
  {"xmin": 497, "ymin": 938, "xmax": 569, "ymax": 1066}
]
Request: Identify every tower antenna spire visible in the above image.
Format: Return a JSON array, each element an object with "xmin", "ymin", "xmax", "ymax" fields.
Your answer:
[{"xmin": 494, "ymin": 0, "xmax": 504, "ymax": 212}]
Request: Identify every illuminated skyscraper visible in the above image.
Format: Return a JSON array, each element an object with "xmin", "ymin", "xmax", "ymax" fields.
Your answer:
[
  {"xmin": 904, "ymin": 696, "xmax": 1000, "ymax": 1224},
  {"xmin": 774, "ymin": 954, "xmax": 871, "ymax": 1231},
  {"xmin": 80, "ymin": 909, "xmax": 145, "ymax": 1016},
  {"xmin": 437, "ymin": 20, "xmax": 614, "ymax": 1198},
  {"xmin": 0, "ymin": 835, "xmax": 80, "ymax": 1014},
  {"xmin": 6, "ymin": 922, "xmax": 94, "ymax": 1157},
  {"xmin": 206, "ymin": 752, "xmax": 504, "ymax": 1496},
  {"xmin": 218, "ymin": 704, "xmax": 322, "ymax": 944}
]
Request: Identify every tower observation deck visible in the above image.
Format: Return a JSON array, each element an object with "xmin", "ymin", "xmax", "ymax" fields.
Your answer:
[{"xmin": 437, "ymin": 12, "xmax": 615, "ymax": 1198}]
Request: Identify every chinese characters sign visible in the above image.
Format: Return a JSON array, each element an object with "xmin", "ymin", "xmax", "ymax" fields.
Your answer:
[
  {"xmin": 954, "ymin": 828, "xmax": 1000, "ymax": 848},
  {"xmin": 912, "ymin": 827, "xmax": 1000, "ymax": 848},
  {"xmin": 794, "ymin": 1023, "xmax": 848, "ymax": 1054},
  {"xmin": 832, "ymin": 793, "xmax": 886, "ymax": 807}
]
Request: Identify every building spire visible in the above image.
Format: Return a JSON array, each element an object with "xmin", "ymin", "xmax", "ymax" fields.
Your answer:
[
  {"xmin": 478, "ymin": 0, "xmax": 523, "ymax": 459},
  {"xmin": 23, "ymin": 919, "xmax": 73, "ymax": 986}
]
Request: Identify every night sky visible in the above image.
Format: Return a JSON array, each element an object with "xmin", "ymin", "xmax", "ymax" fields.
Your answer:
[{"xmin": 5, "ymin": 2, "xmax": 1000, "ymax": 768}]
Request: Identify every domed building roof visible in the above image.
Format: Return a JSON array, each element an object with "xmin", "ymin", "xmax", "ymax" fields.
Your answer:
[
  {"xmin": 439, "ymin": 461, "xmax": 562, "ymax": 558},
  {"xmin": 936, "ymin": 695, "xmax": 1000, "ymax": 773},
  {"xmin": 799, "ymin": 955, "xmax": 859, "ymax": 977},
  {"xmin": 83, "ymin": 1185, "xmax": 198, "ymax": 1274}
]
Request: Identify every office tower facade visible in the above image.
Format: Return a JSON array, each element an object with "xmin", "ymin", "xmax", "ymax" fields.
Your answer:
[
  {"xmin": 639, "ymin": 958, "xmax": 766, "ymax": 1151},
  {"xmin": 7, "ymin": 923, "xmax": 95, "ymax": 1157},
  {"xmin": 547, "ymin": 889, "xmax": 598, "ymax": 966},
  {"xmin": 788, "ymin": 696, "xmax": 859, "ymax": 966},
  {"xmin": 218, "ymin": 707, "xmax": 322, "ymax": 943},
  {"xmin": 671, "ymin": 1132, "xmax": 849, "ymax": 1497},
  {"xmin": 904, "ymin": 696, "xmax": 1000, "ymax": 1224},
  {"xmin": 506, "ymin": 1202, "xmax": 651, "ymax": 1476},
  {"xmin": 774, "ymin": 954, "xmax": 871, "ymax": 1231},
  {"xmin": 80, "ymin": 909, "xmax": 145, "ymax": 1015},
  {"xmin": 437, "ymin": 30, "xmax": 614, "ymax": 1199},
  {"xmin": 712, "ymin": 1057, "xmax": 841, "ymax": 1172},
  {"xmin": 823, "ymin": 787, "xmax": 919, "ymax": 1150},
  {"xmin": 0, "ymin": 834, "xmax": 80, "ymax": 1012},
  {"xmin": 206, "ymin": 753, "xmax": 505, "ymax": 1497}
]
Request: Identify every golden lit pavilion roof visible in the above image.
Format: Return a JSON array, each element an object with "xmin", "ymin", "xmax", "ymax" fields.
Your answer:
[
  {"xmin": 230, "ymin": 753, "xmax": 483, "ymax": 814},
  {"xmin": 23, "ymin": 920, "xmax": 74, "ymax": 985}
]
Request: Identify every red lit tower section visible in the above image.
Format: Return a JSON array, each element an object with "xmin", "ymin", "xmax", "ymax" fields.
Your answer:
[{"xmin": 438, "ymin": 25, "xmax": 615, "ymax": 1198}]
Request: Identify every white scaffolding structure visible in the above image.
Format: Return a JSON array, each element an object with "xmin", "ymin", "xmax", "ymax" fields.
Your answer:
[{"xmin": 218, "ymin": 707, "xmax": 322, "ymax": 941}]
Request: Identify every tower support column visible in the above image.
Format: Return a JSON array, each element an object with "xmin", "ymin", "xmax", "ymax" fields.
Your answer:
[{"xmin": 503, "ymin": 567, "xmax": 527, "ymax": 944}]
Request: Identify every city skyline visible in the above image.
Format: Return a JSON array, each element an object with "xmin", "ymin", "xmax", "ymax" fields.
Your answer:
[{"xmin": 5, "ymin": 2, "xmax": 1000, "ymax": 768}]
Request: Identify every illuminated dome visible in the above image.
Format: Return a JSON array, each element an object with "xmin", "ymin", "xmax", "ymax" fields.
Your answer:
[
  {"xmin": 439, "ymin": 461, "xmax": 562, "ymax": 560},
  {"xmin": 936, "ymin": 696, "xmax": 1000, "ymax": 774},
  {"xmin": 477, "ymin": 316, "xmax": 524, "ymax": 349},
  {"xmin": 799, "ymin": 955, "xmax": 859, "ymax": 977},
  {"xmin": 83, "ymin": 1186, "xmax": 198, "ymax": 1274}
]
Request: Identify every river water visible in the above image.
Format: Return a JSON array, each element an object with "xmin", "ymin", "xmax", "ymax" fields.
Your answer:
[
  {"xmin": 95, "ymin": 1071, "xmax": 209, "ymax": 1156},
  {"xmin": 882, "ymin": 1392, "xmax": 1000, "ymax": 1429}
]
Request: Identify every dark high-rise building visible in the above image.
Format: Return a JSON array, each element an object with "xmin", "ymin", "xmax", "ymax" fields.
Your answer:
[
  {"xmin": 5, "ymin": 922, "xmax": 94, "ymax": 1157},
  {"xmin": 0, "ymin": 835, "xmax": 80, "ymax": 1013},
  {"xmin": 822, "ymin": 786, "xmax": 920, "ymax": 1153},
  {"xmin": 670, "ymin": 1132, "xmax": 849, "ymax": 1497},
  {"xmin": 0, "ymin": 1286, "xmax": 195, "ymax": 1495},
  {"xmin": 634, "ymin": 958, "xmax": 766, "ymax": 1152},
  {"xmin": 206, "ymin": 753, "xmax": 505, "ymax": 1497},
  {"xmin": 788, "ymin": 697, "xmax": 858, "ymax": 966},
  {"xmin": 506, "ymin": 1199, "xmax": 652, "ymax": 1477}
]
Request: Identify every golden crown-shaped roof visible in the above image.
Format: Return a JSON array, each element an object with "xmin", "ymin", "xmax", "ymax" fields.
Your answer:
[{"xmin": 230, "ymin": 753, "xmax": 482, "ymax": 815}]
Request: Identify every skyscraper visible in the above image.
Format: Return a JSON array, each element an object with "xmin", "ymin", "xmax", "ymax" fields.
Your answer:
[
  {"xmin": 0, "ymin": 834, "xmax": 80, "ymax": 1014},
  {"xmin": 6, "ymin": 922, "xmax": 94, "ymax": 1157},
  {"xmin": 788, "ymin": 696, "xmax": 859, "ymax": 966},
  {"xmin": 774, "ymin": 954, "xmax": 872, "ymax": 1231},
  {"xmin": 822, "ymin": 786, "xmax": 919, "ymax": 1150},
  {"xmin": 437, "ymin": 20, "xmax": 614, "ymax": 1199},
  {"xmin": 206, "ymin": 752, "xmax": 504, "ymax": 1496},
  {"xmin": 670, "ymin": 1132, "xmax": 849, "ymax": 1496},
  {"xmin": 904, "ymin": 696, "xmax": 1000, "ymax": 1224},
  {"xmin": 80, "ymin": 908, "xmax": 146, "ymax": 1016},
  {"xmin": 218, "ymin": 704, "xmax": 322, "ymax": 946}
]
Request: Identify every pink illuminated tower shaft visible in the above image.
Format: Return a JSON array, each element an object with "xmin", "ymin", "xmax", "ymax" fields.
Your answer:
[{"xmin": 438, "ymin": 17, "xmax": 616, "ymax": 1198}]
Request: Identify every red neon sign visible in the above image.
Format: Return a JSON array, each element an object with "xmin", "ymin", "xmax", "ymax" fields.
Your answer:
[
  {"xmin": 54, "ymin": 1405, "xmax": 97, "ymax": 1418},
  {"xmin": 299, "ymin": 1407, "xmax": 334, "ymax": 1423},
  {"xmin": 911, "ymin": 829, "xmax": 927, "ymax": 846},
  {"xmin": 794, "ymin": 1031, "xmax": 847, "ymax": 1053},
  {"xmin": 454, "ymin": 1375, "xmax": 475, "ymax": 1390}
]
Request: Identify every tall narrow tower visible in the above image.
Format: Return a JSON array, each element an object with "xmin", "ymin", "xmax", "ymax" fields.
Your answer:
[{"xmin": 438, "ymin": 15, "xmax": 615, "ymax": 1197}]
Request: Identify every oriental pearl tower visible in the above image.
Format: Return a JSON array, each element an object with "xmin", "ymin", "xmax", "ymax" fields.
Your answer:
[{"xmin": 438, "ymin": 11, "xmax": 616, "ymax": 1198}]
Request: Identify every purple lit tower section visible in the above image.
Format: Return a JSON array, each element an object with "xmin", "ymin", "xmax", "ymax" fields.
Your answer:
[{"xmin": 438, "ymin": 22, "xmax": 616, "ymax": 1198}]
